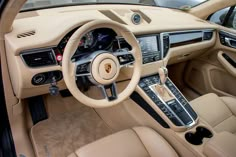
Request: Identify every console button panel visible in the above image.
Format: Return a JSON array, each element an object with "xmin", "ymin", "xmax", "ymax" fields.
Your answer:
[
  {"xmin": 165, "ymin": 79, "xmax": 198, "ymax": 120},
  {"xmin": 139, "ymin": 75, "xmax": 198, "ymax": 127}
]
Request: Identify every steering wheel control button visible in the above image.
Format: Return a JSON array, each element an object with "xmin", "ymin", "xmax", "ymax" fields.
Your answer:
[
  {"xmin": 76, "ymin": 63, "xmax": 89, "ymax": 74},
  {"xmin": 118, "ymin": 54, "xmax": 134, "ymax": 65}
]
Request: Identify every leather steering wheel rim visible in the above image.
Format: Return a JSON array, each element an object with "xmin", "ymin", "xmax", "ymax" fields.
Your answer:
[{"xmin": 62, "ymin": 20, "xmax": 142, "ymax": 108}]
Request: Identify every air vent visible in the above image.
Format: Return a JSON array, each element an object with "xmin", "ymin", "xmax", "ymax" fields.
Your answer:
[
  {"xmin": 21, "ymin": 48, "xmax": 57, "ymax": 67},
  {"xmin": 203, "ymin": 31, "xmax": 213, "ymax": 40},
  {"xmin": 17, "ymin": 30, "xmax": 35, "ymax": 38},
  {"xmin": 162, "ymin": 35, "xmax": 170, "ymax": 58}
]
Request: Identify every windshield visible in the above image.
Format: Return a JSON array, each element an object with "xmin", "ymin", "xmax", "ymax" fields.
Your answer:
[{"xmin": 21, "ymin": 0, "xmax": 208, "ymax": 11}]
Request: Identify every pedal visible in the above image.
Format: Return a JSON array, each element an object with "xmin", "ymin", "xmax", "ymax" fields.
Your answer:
[{"xmin": 28, "ymin": 96, "xmax": 48, "ymax": 125}]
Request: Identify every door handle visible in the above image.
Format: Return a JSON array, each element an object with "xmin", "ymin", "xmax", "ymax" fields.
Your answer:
[{"xmin": 225, "ymin": 37, "xmax": 236, "ymax": 48}]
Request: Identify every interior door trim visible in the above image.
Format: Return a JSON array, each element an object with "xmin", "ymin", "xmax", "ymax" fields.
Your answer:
[{"xmin": 217, "ymin": 51, "xmax": 236, "ymax": 77}]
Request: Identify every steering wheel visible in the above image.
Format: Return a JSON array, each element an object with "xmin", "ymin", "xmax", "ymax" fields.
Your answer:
[{"xmin": 62, "ymin": 20, "xmax": 142, "ymax": 108}]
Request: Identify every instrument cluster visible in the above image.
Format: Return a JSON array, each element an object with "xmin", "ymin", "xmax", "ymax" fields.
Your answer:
[{"xmin": 57, "ymin": 28, "xmax": 117, "ymax": 57}]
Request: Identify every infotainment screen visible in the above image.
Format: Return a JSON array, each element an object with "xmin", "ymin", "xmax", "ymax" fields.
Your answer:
[
  {"xmin": 137, "ymin": 36, "xmax": 158, "ymax": 54},
  {"xmin": 114, "ymin": 35, "xmax": 161, "ymax": 64},
  {"xmin": 137, "ymin": 36, "xmax": 161, "ymax": 64}
]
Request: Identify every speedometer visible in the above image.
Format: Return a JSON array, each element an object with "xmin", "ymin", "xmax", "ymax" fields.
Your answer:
[
  {"xmin": 78, "ymin": 31, "xmax": 95, "ymax": 51},
  {"xmin": 93, "ymin": 28, "xmax": 117, "ymax": 50}
]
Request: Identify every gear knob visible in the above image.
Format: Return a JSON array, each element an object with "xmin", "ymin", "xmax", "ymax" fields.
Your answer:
[{"xmin": 158, "ymin": 67, "xmax": 168, "ymax": 85}]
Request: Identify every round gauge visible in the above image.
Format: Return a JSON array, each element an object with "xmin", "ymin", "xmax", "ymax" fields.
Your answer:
[
  {"xmin": 84, "ymin": 32, "xmax": 94, "ymax": 48},
  {"xmin": 93, "ymin": 28, "xmax": 117, "ymax": 50},
  {"xmin": 78, "ymin": 31, "xmax": 95, "ymax": 51}
]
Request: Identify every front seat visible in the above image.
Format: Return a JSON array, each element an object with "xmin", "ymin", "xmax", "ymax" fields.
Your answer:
[
  {"xmin": 191, "ymin": 93, "xmax": 236, "ymax": 134},
  {"xmin": 68, "ymin": 127, "xmax": 178, "ymax": 157}
]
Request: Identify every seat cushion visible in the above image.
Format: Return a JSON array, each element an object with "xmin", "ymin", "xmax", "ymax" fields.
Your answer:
[
  {"xmin": 190, "ymin": 93, "xmax": 236, "ymax": 134},
  {"xmin": 70, "ymin": 127, "xmax": 178, "ymax": 157},
  {"xmin": 204, "ymin": 132, "xmax": 236, "ymax": 157}
]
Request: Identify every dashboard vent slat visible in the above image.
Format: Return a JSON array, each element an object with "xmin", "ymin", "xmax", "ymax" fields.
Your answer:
[
  {"xmin": 21, "ymin": 49, "xmax": 57, "ymax": 67},
  {"xmin": 17, "ymin": 30, "xmax": 36, "ymax": 38}
]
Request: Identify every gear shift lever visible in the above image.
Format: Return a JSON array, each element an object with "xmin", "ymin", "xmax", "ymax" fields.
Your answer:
[
  {"xmin": 154, "ymin": 67, "xmax": 173, "ymax": 101},
  {"xmin": 158, "ymin": 67, "xmax": 168, "ymax": 85}
]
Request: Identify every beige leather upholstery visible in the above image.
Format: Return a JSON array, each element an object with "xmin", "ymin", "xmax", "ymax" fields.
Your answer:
[
  {"xmin": 204, "ymin": 132, "xmax": 236, "ymax": 157},
  {"xmin": 190, "ymin": 93, "xmax": 236, "ymax": 134},
  {"xmin": 68, "ymin": 127, "xmax": 178, "ymax": 157}
]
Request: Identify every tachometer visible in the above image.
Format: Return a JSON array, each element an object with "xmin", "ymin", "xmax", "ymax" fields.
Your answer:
[{"xmin": 78, "ymin": 31, "xmax": 95, "ymax": 51}]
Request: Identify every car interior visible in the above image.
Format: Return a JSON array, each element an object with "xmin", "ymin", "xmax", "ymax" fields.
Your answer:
[{"xmin": 0, "ymin": 0, "xmax": 236, "ymax": 157}]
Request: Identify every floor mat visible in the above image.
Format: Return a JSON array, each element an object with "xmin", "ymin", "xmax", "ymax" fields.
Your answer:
[{"xmin": 31, "ymin": 106, "xmax": 112, "ymax": 157}]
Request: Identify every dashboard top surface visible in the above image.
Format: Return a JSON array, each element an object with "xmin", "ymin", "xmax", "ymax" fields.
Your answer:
[{"xmin": 5, "ymin": 5, "xmax": 216, "ymax": 55}]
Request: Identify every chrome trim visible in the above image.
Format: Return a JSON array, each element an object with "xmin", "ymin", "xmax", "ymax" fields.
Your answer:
[
  {"xmin": 165, "ymin": 29, "xmax": 215, "ymax": 35},
  {"xmin": 225, "ymin": 37, "xmax": 236, "ymax": 48}
]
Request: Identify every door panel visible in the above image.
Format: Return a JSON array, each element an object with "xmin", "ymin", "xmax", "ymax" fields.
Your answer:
[
  {"xmin": 185, "ymin": 29, "xmax": 236, "ymax": 97},
  {"xmin": 217, "ymin": 51, "xmax": 236, "ymax": 77}
]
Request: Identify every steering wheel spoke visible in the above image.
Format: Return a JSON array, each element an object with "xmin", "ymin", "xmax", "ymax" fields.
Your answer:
[
  {"xmin": 114, "ymin": 49, "xmax": 135, "ymax": 67},
  {"xmin": 99, "ymin": 83, "xmax": 118, "ymax": 101},
  {"xmin": 75, "ymin": 60, "xmax": 91, "ymax": 77}
]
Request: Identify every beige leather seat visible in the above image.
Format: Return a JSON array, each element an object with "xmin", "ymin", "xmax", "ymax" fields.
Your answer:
[
  {"xmin": 191, "ymin": 93, "xmax": 236, "ymax": 134},
  {"xmin": 68, "ymin": 127, "xmax": 178, "ymax": 157}
]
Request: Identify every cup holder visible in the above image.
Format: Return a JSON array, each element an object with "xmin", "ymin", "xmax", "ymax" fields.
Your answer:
[{"xmin": 185, "ymin": 126, "xmax": 213, "ymax": 145}]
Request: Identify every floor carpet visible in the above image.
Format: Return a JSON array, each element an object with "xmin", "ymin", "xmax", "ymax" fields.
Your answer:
[{"xmin": 31, "ymin": 106, "xmax": 112, "ymax": 157}]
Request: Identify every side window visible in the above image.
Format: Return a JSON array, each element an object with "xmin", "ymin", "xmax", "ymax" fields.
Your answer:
[{"xmin": 209, "ymin": 6, "xmax": 236, "ymax": 30}]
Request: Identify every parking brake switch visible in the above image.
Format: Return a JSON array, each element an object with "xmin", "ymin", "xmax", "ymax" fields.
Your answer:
[{"xmin": 49, "ymin": 76, "xmax": 59, "ymax": 96}]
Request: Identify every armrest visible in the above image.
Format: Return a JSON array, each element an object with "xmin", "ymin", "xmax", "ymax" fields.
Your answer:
[{"xmin": 204, "ymin": 132, "xmax": 236, "ymax": 157}]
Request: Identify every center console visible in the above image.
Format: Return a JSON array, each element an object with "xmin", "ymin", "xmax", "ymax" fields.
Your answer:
[{"xmin": 138, "ymin": 72, "xmax": 198, "ymax": 129}]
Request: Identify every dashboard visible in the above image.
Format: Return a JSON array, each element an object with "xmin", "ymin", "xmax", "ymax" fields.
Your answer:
[{"xmin": 4, "ymin": 5, "xmax": 217, "ymax": 98}]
